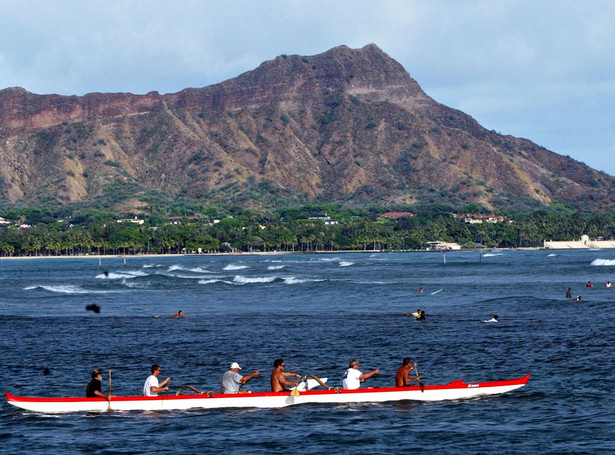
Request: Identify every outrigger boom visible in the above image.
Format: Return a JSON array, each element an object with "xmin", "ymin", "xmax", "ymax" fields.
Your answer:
[{"xmin": 6, "ymin": 374, "xmax": 529, "ymax": 414}]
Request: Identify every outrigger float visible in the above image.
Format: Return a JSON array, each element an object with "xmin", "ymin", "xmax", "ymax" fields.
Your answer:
[{"xmin": 5, "ymin": 374, "xmax": 529, "ymax": 414}]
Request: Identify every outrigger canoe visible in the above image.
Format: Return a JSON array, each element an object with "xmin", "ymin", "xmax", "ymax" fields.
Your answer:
[{"xmin": 5, "ymin": 374, "xmax": 529, "ymax": 414}]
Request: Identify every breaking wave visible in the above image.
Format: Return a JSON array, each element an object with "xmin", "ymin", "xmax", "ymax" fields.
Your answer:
[
  {"xmin": 224, "ymin": 264, "xmax": 249, "ymax": 271},
  {"xmin": 591, "ymin": 259, "xmax": 615, "ymax": 266},
  {"xmin": 162, "ymin": 273, "xmax": 218, "ymax": 280},
  {"xmin": 96, "ymin": 270, "xmax": 148, "ymax": 279},
  {"xmin": 24, "ymin": 285, "xmax": 118, "ymax": 294},
  {"xmin": 168, "ymin": 265, "xmax": 212, "ymax": 273},
  {"xmin": 318, "ymin": 257, "xmax": 341, "ymax": 262},
  {"xmin": 198, "ymin": 278, "xmax": 233, "ymax": 285},
  {"xmin": 233, "ymin": 275, "xmax": 276, "ymax": 284}
]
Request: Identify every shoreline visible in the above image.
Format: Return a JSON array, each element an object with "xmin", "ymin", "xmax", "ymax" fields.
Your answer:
[{"xmin": 0, "ymin": 247, "xmax": 549, "ymax": 261}]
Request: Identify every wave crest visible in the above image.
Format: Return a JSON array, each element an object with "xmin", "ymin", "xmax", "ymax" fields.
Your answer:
[
  {"xmin": 233, "ymin": 275, "xmax": 276, "ymax": 284},
  {"xmin": 25, "ymin": 285, "xmax": 117, "ymax": 294},
  {"xmin": 591, "ymin": 259, "xmax": 615, "ymax": 266},
  {"xmin": 224, "ymin": 264, "xmax": 249, "ymax": 271}
]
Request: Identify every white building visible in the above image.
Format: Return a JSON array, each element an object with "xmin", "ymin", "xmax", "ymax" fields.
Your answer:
[{"xmin": 544, "ymin": 235, "xmax": 615, "ymax": 249}]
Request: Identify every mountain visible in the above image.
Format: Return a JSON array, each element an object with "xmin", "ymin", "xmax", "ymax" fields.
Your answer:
[{"xmin": 1, "ymin": 44, "xmax": 614, "ymax": 212}]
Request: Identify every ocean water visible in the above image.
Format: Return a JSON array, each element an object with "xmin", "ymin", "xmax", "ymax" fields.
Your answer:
[{"xmin": 0, "ymin": 250, "xmax": 614, "ymax": 454}]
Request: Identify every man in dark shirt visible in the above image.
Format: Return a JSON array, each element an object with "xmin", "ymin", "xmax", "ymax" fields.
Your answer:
[{"xmin": 86, "ymin": 369, "xmax": 110, "ymax": 399}]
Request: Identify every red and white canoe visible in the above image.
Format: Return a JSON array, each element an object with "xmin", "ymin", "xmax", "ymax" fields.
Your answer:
[{"xmin": 5, "ymin": 374, "xmax": 529, "ymax": 414}]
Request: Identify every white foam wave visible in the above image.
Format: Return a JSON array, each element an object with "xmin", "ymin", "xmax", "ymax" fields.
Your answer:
[
  {"xmin": 339, "ymin": 261, "xmax": 354, "ymax": 267},
  {"xmin": 282, "ymin": 276, "xmax": 306, "ymax": 284},
  {"xmin": 97, "ymin": 270, "xmax": 147, "ymax": 279},
  {"xmin": 482, "ymin": 253, "xmax": 502, "ymax": 257},
  {"xmin": 168, "ymin": 265, "xmax": 212, "ymax": 273},
  {"xmin": 122, "ymin": 280, "xmax": 151, "ymax": 289},
  {"xmin": 224, "ymin": 264, "xmax": 248, "ymax": 271},
  {"xmin": 591, "ymin": 259, "xmax": 615, "ymax": 266},
  {"xmin": 25, "ymin": 285, "xmax": 115, "ymax": 294},
  {"xmin": 267, "ymin": 265, "xmax": 286, "ymax": 270},
  {"xmin": 198, "ymin": 279, "xmax": 233, "ymax": 285},
  {"xmin": 163, "ymin": 273, "xmax": 218, "ymax": 280},
  {"xmin": 233, "ymin": 275, "xmax": 276, "ymax": 284},
  {"xmin": 318, "ymin": 257, "xmax": 341, "ymax": 262}
]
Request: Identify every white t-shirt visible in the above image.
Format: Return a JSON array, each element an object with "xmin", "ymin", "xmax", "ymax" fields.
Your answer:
[
  {"xmin": 342, "ymin": 368, "xmax": 363, "ymax": 389},
  {"xmin": 143, "ymin": 374, "xmax": 159, "ymax": 396}
]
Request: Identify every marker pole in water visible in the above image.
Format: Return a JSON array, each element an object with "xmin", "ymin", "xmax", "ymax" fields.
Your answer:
[{"xmin": 442, "ymin": 249, "xmax": 446, "ymax": 264}]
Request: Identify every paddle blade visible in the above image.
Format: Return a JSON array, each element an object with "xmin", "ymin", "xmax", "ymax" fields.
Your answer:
[{"xmin": 290, "ymin": 386, "xmax": 300, "ymax": 397}]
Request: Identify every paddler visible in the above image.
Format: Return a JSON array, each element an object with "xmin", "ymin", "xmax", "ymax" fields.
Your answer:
[
  {"xmin": 342, "ymin": 359, "xmax": 379, "ymax": 389},
  {"xmin": 270, "ymin": 358, "xmax": 301, "ymax": 392},
  {"xmin": 395, "ymin": 358, "xmax": 419, "ymax": 387},
  {"xmin": 221, "ymin": 362, "xmax": 259, "ymax": 394},
  {"xmin": 86, "ymin": 368, "xmax": 111, "ymax": 399},
  {"xmin": 143, "ymin": 364, "xmax": 170, "ymax": 396}
]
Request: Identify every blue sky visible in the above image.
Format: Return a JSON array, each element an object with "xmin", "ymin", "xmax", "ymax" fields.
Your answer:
[{"xmin": 1, "ymin": 0, "xmax": 613, "ymax": 176}]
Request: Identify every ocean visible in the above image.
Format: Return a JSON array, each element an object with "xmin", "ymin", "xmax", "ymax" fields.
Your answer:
[{"xmin": 0, "ymin": 250, "xmax": 613, "ymax": 454}]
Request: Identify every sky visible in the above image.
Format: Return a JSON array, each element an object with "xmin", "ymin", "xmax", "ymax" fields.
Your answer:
[{"xmin": 1, "ymin": 0, "xmax": 614, "ymax": 176}]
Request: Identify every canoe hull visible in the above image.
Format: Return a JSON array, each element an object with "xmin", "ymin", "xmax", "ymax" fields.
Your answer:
[{"xmin": 5, "ymin": 374, "xmax": 529, "ymax": 414}]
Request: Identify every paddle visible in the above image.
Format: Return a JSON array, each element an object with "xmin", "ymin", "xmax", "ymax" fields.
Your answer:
[
  {"xmin": 413, "ymin": 365, "xmax": 425, "ymax": 392},
  {"xmin": 290, "ymin": 376, "xmax": 304, "ymax": 397},
  {"xmin": 107, "ymin": 370, "xmax": 112, "ymax": 412}
]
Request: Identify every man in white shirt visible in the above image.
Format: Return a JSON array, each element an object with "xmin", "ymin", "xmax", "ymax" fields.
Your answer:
[
  {"xmin": 342, "ymin": 359, "xmax": 379, "ymax": 389},
  {"xmin": 143, "ymin": 364, "xmax": 170, "ymax": 396}
]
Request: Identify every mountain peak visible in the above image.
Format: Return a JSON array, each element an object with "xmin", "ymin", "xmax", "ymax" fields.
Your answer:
[{"xmin": 0, "ymin": 45, "xmax": 613, "ymax": 211}]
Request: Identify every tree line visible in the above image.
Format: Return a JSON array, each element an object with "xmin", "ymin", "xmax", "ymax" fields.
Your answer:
[{"xmin": 1, "ymin": 204, "xmax": 615, "ymax": 257}]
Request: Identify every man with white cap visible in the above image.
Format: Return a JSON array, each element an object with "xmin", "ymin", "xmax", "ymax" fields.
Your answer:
[{"xmin": 221, "ymin": 362, "xmax": 259, "ymax": 394}]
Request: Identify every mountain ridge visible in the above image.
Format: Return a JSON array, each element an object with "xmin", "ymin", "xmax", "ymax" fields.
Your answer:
[{"xmin": 1, "ymin": 44, "xmax": 613, "ymax": 212}]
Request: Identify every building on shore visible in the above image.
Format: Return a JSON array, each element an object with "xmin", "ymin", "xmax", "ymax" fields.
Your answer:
[
  {"xmin": 426, "ymin": 241, "xmax": 462, "ymax": 250},
  {"xmin": 544, "ymin": 235, "xmax": 615, "ymax": 249}
]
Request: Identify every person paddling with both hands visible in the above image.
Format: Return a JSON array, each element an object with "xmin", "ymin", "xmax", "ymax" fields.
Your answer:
[
  {"xmin": 221, "ymin": 362, "xmax": 259, "ymax": 394},
  {"xmin": 270, "ymin": 358, "xmax": 302, "ymax": 392},
  {"xmin": 395, "ymin": 358, "xmax": 420, "ymax": 387},
  {"xmin": 342, "ymin": 359, "xmax": 379, "ymax": 389},
  {"xmin": 86, "ymin": 368, "xmax": 112, "ymax": 399},
  {"xmin": 143, "ymin": 364, "xmax": 170, "ymax": 396}
]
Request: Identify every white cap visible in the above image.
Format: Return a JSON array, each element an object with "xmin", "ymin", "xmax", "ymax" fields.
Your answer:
[{"xmin": 230, "ymin": 362, "xmax": 241, "ymax": 370}]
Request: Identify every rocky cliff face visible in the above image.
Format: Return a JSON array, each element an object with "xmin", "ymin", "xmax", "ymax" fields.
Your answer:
[{"xmin": 1, "ymin": 44, "xmax": 614, "ymax": 211}]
